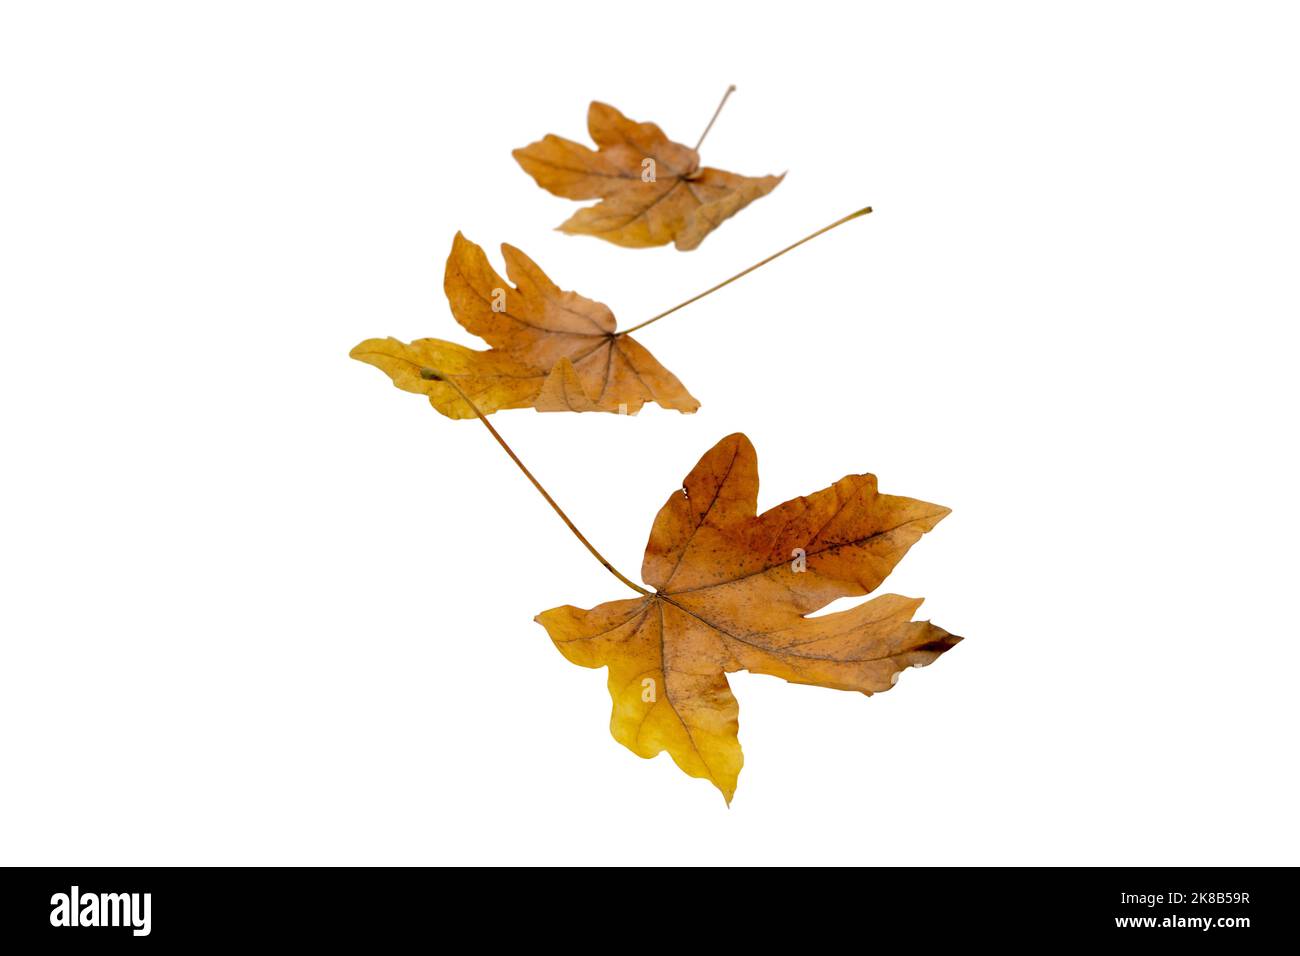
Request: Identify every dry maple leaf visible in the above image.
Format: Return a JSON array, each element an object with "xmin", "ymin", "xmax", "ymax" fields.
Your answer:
[
  {"xmin": 350, "ymin": 232, "xmax": 699, "ymax": 417},
  {"xmin": 513, "ymin": 100, "xmax": 784, "ymax": 250},
  {"xmin": 536, "ymin": 433, "xmax": 961, "ymax": 802}
]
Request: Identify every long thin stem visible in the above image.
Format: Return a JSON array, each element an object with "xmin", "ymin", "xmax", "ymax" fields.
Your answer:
[
  {"xmin": 694, "ymin": 84, "xmax": 736, "ymax": 151},
  {"xmin": 418, "ymin": 367, "xmax": 650, "ymax": 597},
  {"xmin": 617, "ymin": 205, "xmax": 874, "ymax": 337}
]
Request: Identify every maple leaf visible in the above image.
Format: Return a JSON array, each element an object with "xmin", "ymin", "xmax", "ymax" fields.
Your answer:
[
  {"xmin": 513, "ymin": 101, "xmax": 783, "ymax": 250},
  {"xmin": 536, "ymin": 433, "xmax": 960, "ymax": 802},
  {"xmin": 350, "ymin": 233, "xmax": 699, "ymax": 417}
]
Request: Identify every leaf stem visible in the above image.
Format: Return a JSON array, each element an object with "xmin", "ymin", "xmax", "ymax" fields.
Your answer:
[
  {"xmin": 617, "ymin": 205, "xmax": 874, "ymax": 337},
  {"xmin": 418, "ymin": 367, "xmax": 651, "ymax": 597},
  {"xmin": 694, "ymin": 84, "xmax": 737, "ymax": 151}
]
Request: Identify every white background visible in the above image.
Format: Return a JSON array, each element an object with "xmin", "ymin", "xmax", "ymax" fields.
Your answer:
[{"xmin": 2, "ymin": 1, "xmax": 1297, "ymax": 866}]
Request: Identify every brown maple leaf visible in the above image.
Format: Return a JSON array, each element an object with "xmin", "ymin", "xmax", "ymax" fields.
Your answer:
[
  {"xmin": 536, "ymin": 433, "xmax": 961, "ymax": 802},
  {"xmin": 513, "ymin": 100, "xmax": 783, "ymax": 250},
  {"xmin": 349, "ymin": 232, "xmax": 699, "ymax": 418}
]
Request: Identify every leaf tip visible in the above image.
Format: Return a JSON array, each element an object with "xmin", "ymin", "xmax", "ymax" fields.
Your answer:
[
  {"xmin": 719, "ymin": 431, "xmax": 755, "ymax": 456},
  {"xmin": 348, "ymin": 338, "xmax": 387, "ymax": 363}
]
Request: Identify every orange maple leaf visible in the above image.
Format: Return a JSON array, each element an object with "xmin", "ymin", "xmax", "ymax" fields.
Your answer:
[
  {"xmin": 514, "ymin": 100, "xmax": 783, "ymax": 250},
  {"xmin": 536, "ymin": 433, "xmax": 961, "ymax": 802},
  {"xmin": 350, "ymin": 233, "xmax": 699, "ymax": 417}
]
